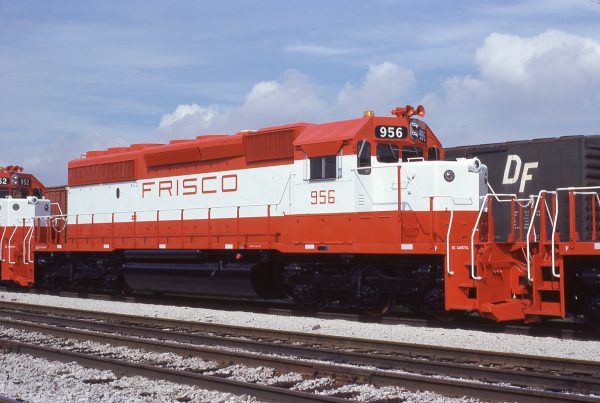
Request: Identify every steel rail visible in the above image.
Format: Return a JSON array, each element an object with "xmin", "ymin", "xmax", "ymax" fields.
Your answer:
[
  {"xmin": 0, "ymin": 338, "xmax": 342, "ymax": 403},
  {"xmin": 1, "ymin": 305, "xmax": 600, "ymax": 400},
  {"xmin": 0, "ymin": 316, "xmax": 596, "ymax": 402},
  {"xmin": 1, "ymin": 289, "xmax": 597, "ymax": 341},
  {"xmin": 0, "ymin": 300, "xmax": 597, "ymax": 377}
]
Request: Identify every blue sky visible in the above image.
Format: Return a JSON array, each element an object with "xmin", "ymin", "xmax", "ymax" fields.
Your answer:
[{"xmin": 1, "ymin": 0, "xmax": 600, "ymax": 185}]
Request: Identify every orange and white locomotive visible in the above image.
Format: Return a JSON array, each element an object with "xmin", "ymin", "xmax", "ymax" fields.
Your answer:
[{"xmin": 2, "ymin": 106, "xmax": 599, "ymax": 323}]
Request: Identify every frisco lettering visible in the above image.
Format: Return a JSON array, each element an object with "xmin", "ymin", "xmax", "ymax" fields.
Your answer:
[{"xmin": 141, "ymin": 174, "xmax": 238, "ymax": 198}]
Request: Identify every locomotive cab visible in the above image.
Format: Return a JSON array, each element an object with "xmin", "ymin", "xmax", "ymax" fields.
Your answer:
[
  {"xmin": 348, "ymin": 107, "xmax": 471, "ymax": 215},
  {"xmin": 286, "ymin": 107, "xmax": 488, "ymax": 313},
  {"xmin": 0, "ymin": 166, "xmax": 45, "ymax": 199},
  {"xmin": 0, "ymin": 166, "xmax": 51, "ymax": 286}
]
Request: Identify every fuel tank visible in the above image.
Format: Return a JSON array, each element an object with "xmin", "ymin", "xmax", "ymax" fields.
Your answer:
[{"xmin": 122, "ymin": 250, "xmax": 260, "ymax": 297}]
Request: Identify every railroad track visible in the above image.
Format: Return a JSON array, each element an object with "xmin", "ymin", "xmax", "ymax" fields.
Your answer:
[
  {"xmin": 0, "ymin": 301, "xmax": 598, "ymax": 402},
  {"xmin": 1, "ymin": 287, "xmax": 597, "ymax": 341}
]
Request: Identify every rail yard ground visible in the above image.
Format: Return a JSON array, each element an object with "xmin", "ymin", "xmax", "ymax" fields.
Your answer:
[{"xmin": 0, "ymin": 291, "xmax": 598, "ymax": 402}]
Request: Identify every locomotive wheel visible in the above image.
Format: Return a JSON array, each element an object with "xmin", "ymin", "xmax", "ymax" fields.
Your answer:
[
  {"xmin": 362, "ymin": 294, "xmax": 395, "ymax": 317},
  {"xmin": 358, "ymin": 282, "xmax": 395, "ymax": 317},
  {"xmin": 285, "ymin": 282, "xmax": 326, "ymax": 312},
  {"xmin": 298, "ymin": 297, "xmax": 327, "ymax": 312},
  {"xmin": 432, "ymin": 311, "xmax": 460, "ymax": 322}
]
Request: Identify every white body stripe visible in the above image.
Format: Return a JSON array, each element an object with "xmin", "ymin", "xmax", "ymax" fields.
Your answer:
[{"xmin": 67, "ymin": 156, "xmax": 487, "ymax": 224}]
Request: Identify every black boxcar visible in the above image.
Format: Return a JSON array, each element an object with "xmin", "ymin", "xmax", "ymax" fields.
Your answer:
[{"xmin": 445, "ymin": 136, "xmax": 600, "ymax": 242}]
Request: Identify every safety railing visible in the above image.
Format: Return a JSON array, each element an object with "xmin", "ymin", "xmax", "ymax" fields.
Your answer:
[
  {"xmin": 525, "ymin": 191, "xmax": 556, "ymax": 281},
  {"xmin": 27, "ymin": 174, "xmax": 296, "ymax": 252},
  {"xmin": 524, "ymin": 186, "xmax": 600, "ymax": 281},
  {"xmin": 23, "ymin": 219, "xmax": 35, "ymax": 264},
  {"xmin": 0, "ymin": 216, "xmax": 41, "ymax": 266},
  {"xmin": 470, "ymin": 189, "xmax": 533, "ymax": 281},
  {"xmin": 572, "ymin": 190, "xmax": 600, "ymax": 241},
  {"xmin": 0, "ymin": 223, "xmax": 6, "ymax": 263},
  {"xmin": 7, "ymin": 225, "xmax": 18, "ymax": 264},
  {"xmin": 32, "ymin": 202, "xmax": 279, "ymax": 251},
  {"xmin": 0, "ymin": 200, "xmax": 10, "ymax": 262}
]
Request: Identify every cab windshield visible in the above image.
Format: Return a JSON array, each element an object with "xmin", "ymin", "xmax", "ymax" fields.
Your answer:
[{"xmin": 376, "ymin": 143, "xmax": 399, "ymax": 163}]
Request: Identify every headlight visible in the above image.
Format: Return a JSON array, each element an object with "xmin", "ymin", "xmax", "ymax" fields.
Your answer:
[
  {"xmin": 409, "ymin": 119, "xmax": 427, "ymax": 142},
  {"xmin": 444, "ymin": 170, "xmax": 455, "ymax": 182},
  {"xmin": 467, "ymin": 158, "xmax": 481, "ymax": 173},
  {"xmin": 11, "ymin": 173, "xmax": 18, "ymax": 186}
]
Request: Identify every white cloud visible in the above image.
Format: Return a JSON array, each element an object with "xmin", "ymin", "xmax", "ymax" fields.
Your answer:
[
  {"xmin": 475, "ymin": 30, "xmax": 600, "ymax": 87},
  {"xmin": 159, "ymin": 30, "xmax": 600, "ymax": 147},
  {"xmin": 427, "ymin": 30, "xmax": 600, "ymax": 144},
  {"xmin": 158, "ymin": 104, "xmax": 220, "ymax": 136},
  {"xmin": 158, "ymin": 63, "xmax": 417, "ymax": 136},
  {"xmin": 336, "ymin": 62, "xmax": 416, "ymax": 115},
  {"xmin": 284, "ymin": 44, "xmax": 354, "ymax": 56},
  {"xmin": 238, "ymin": 70, "xmax": 328, "ymax": 126}
]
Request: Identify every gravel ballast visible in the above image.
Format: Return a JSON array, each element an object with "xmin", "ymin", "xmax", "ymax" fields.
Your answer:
[
  {"xmin": 0, "ymin": 302, "xmax": 477, "ymax": 402},
  {"xmin": 0, "ymin": 291, "xmax": 596, "ymax": 401},
  {"xmin": 0, "ymin": 291, "xmax": 598, "ymax": 361},
  {"xmin": 0, "ymin": 352, "xmax": 260, "ymax": 403},
  {"xmin": 0, "ymin": 349, "xmax": 475, "ymax": 402}
]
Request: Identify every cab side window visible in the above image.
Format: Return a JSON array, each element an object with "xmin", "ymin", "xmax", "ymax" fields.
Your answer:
[
  {"xmin": 357, "ymin": 140, "xmax": 371, "ymax": 175},
  {"xmin": 310, "ymin": 156, "xmax": 337, "ymax": 180},
  {"xmin": 428, "ymin": 146, "xmax": 440, "ymax": 161},
  {"xmin": 402, "ymin": 146, "xmax": 423, "ymax": 162},
  {"xmin": 376, "ymin": 143, "xmax": 399, "ymax": 163}
]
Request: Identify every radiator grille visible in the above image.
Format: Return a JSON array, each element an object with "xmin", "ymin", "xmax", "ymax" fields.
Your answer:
[
  {"xmin": 245, "ymin": 129, "xmax": 294, "ymax": 163},
  {"xmin": 69, "ymin": 160, "xmax": 135, "ymax": 186}
]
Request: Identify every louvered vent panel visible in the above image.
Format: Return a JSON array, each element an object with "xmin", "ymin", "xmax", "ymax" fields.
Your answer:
[
  {"xmin": 69, "ymin": 164, "xmax": 101, "ymax": 186},
  {"xmin": 245, "ymin": 129, "xmax": 294, "ymax": 163},
  {"xmin": 69, "ymin": 160, "xmax": 135, "ymax": 186},
  {"xmin": 144, "ymin": 148, "xmax": 201, "ymax": 168},
  {"xmin": 101, "ymin": 160, "xmax": 135, "ymax": 182}
]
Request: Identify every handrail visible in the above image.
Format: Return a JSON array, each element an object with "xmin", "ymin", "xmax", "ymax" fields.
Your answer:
[
  {"xmin": 470, "ymin": 192, "xmax": 530, "ymax": 281},
  {"xmin": 544, "ymin": 198, "xmax": 555, "ymax": 228},
  {"xmin": 470, "ymin": 195, "xmax": 488, "ymax": 280},
  {"xmin": 22, "ymin": 219, "xmax": 34, "ymax": 264},
  {"xmin": 486, "ymin": 183, "xmax": 533, "ymax": 207},
  {"xmin": 40, "ymin": 202, "xmax": 277, "ymax": 247},
  {"xmin": 526, "ymin": 186, "xmax": 600, "ymax": 280},
  {"xmin": 445, "ymin": 203, "xmax": 455, "ymax": 275},
  {"xmin": 276, "ymin": 174, "xmax": 293, "ymax": 207},
  {"xmin": 51, "ymin": 202, "xmax": 64, "ymax": 216},
  {"xmin": 550, "ymin": 186, "xmax": 600, "ymax": 278},
  {"xmin": 0, "ymin": 199, "xmax": 9, "ymax": 262},
  {"xmin": 525, "ymin": 191, "xmax": 549, "ymax": 281},
  {"xmin": 0, "ymin": 225, "xmax": 5, "ymax": 262},
  {"xmin": 55, "ymin": 178, "xmax": 295, "ymax": 224},
  {"xmin": 7, "ymin": 225, "xmax": 17, "ymax": 264},
  {"xmin": 52, "ymin": 216, "xmax": 68, "ymax": 232}
]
